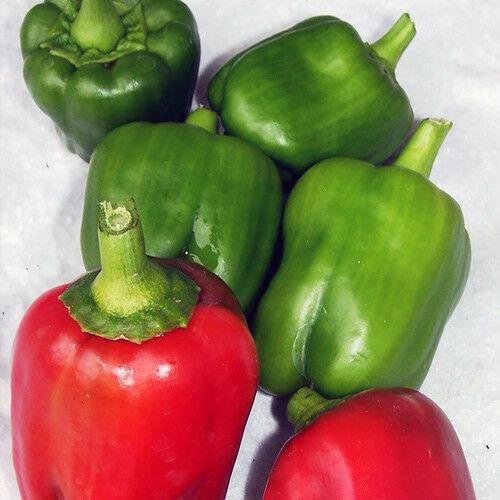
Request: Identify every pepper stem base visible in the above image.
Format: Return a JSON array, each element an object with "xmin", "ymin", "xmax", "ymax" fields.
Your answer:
[
  {"xmin": 371, "ymin": 13, "xmax": 416, "ymax": 72},
  {"xmin": 186, "ymin": 108, "xmax": 219, "ymax": 134},
  {"xmin": 393, "ymin": 118, "xmax": 452, "ymax": 177},
  {"xmin": 287, "ymin": 387, "xmax": 345, "ymax": 431},
  {"xmin": 71, "ymin": 0, "xmax": 124, "ymax": 53},
  {"xmin": 61, "ymin": 199, "xmax": 199, "ymax": 343}
]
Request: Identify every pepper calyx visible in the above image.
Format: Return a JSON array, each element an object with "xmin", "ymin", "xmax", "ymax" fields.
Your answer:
[
  {"xmin": 393, "ymin": 118, "xmax": 453, "ymax": 177},
  {"xmin": 40, "ymin": 0, "xmax": 147, "ymax": 67},
  {"xmin": 287, "ymin": 387, "xmax": 346, "ymax": 431},
  {"xmin": 371, "ymin": 13, "xmax": 416, "ymax": 73},
  {"xmin": 60, "ymin": 199, "xmax": 199, "ymax": 343},
  {"xmin": 185, "ymin": 108, "xmax": 219, "ymax": 134}
]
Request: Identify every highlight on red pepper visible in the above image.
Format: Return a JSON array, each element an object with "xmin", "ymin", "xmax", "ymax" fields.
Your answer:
[
  {"xmin": 11, "ymin": 199, "xmax": 258, "ymax": 499},
  {"xmin": 264, "ymin": 387, "xmax": 476, "ymax": 500}
]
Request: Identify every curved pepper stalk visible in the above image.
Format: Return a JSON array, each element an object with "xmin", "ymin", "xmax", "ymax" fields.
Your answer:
[
  {"xmin": 393, "ymin": 118, "xmax": 453, "ymax": 177},
  {"xmin": 61, "ymin": 199, "xmax": 199, "ymax": 343},
  {"xmin": 371, "ymin": 13, "xmax": 416, "ymax": 73},
  {"xmin": 71, "ymin": 0, "xmax": 125, "ymax": 53}
]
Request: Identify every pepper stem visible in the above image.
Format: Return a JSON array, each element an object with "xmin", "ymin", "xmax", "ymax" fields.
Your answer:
[
  {"xmin": 185, "ymin": 108, "xmax": 219, "ymax": 134},
  {"xmin": 71, "ymin": 0, "xmax": 124, "ymax": 53},
  {"xmin": 371, "ymin": 13, "xmax": 416, "ymax": 72},
  {"xmin": 91, "ymin": 200, "xmax": 170, "ymax": 317},
  {"xmin": 61, "ymin": 199, "xmax": 199, "ymax": 343},
  {"xmin": 287, "ymin": 387, "xmax": 345, "ymax": 431},
  {"xmin": 393, "ymin": 118, "xmax": 453, "ymax": 177}
]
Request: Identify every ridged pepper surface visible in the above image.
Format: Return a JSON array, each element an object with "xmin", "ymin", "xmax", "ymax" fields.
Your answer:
[
  {"xmin": 209, "ymin": 14, "xmax": 415, "ymax": 173},
  {"xmin": 80, "ymin": 109, "xmax": 282, "ymax": 310},
  {"xmin": 255, "ymin": 119, "xmax": 470, "ymax": 397}
]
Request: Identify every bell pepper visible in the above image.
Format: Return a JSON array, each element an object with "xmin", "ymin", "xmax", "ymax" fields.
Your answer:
[
  {"xmin": 11, "ymin": 200, "xmax": 258, "ymax": 499},
  {"xmin": 21, "ymin": 0, "xmax": 200, "ymax": 160},
  {"xmin": 255, "ymin": 118, "xmax": 470, "ymax": 397},
  {"xmin": 264, "ymin": 387, "xmax": 475, "ymax": 499},
  {"xmin": 80, "ymin": 108, "xmax": 283, "ymax": 310},
  {"xmin": 209, "ymin": 14, "xmax": 415, "ymax": 173}
]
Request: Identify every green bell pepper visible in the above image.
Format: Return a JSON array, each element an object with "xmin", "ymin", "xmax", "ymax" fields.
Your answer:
[
  {"xmin": 209, "ymin": 14, "xmax": 415, "ymax": 173},
  {"xmin": 81, "ymin": 109, "xmax": 283, "ymax": 310},
  {"xmin": 254, "ymin": 118, "xmax": 470, "ymax": 397},
  {"xmin": 21, "ymin": 0, "xmax": 200, "ymax": 160}
]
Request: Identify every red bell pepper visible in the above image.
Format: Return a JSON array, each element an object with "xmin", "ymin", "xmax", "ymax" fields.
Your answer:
[
  {"xmin": 265, "ymin": 387, "xmax": 475, "ymax": 500},
  {"xmin": 11, "ymin": 200, "xmax": 258, "ymax": 500}
]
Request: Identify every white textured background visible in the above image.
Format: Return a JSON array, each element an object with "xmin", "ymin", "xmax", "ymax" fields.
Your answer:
[{"xmin": 1, "ymin": 1, "xmax": 499, "ymax": 498}]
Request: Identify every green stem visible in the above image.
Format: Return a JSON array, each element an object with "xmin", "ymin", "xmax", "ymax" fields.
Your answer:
[
  {"xmin": 60, "ymin": 199, "xmax": 199, "ymax": 343},
  {"xmin": 71, "ymin": 0, "xmax": 124, "ymax": 53},
  {"xmin": 371, "ymin": 13, "xmax": 416, "ymax": 72},
  {"xmin": 185, "ymin": 108, "xmax": 219, "ymax": 134},
  {"xmin": 91, "ymin": 200, "xmax": 171, "ymax": 317},
  {"xmin": 393, "ymin": 118, "xmax": 452, "ymax": 177},
  {"xmin": 287, "ymin": 387, "xmax": 345, "ymax": 431}
]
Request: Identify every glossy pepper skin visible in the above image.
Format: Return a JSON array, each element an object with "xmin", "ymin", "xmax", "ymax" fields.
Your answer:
[
  {"xmin": 264, "ymin": 388, "xmax": 476, "ymax": 500},
  {"xmin": 21, "ymin": 0, "xmax": 200, "ymax": 160},
  {"xmin": 255, "ymin": 119, "xmax": 470, "ymax": 398},
  {"xmin": 12, "ymin": 200, "xmax": 258, "ymax": 500},
  {"xmin": 80, "ymin": 109, "xmax": 282, "ymax": 310},
  {"xmin": 209, "ymin": 14, "xmax": 414, "ymax": 173}
]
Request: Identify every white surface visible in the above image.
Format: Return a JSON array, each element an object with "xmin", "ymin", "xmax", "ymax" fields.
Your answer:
[{"xmin": 1, "ymin": 0, "xmax": 499, "ymax": 498}]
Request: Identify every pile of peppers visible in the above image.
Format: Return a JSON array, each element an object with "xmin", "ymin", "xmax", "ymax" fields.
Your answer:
[{"xmin": 12, "ymin": 1, "xmax": 476, "ymax": 499}]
